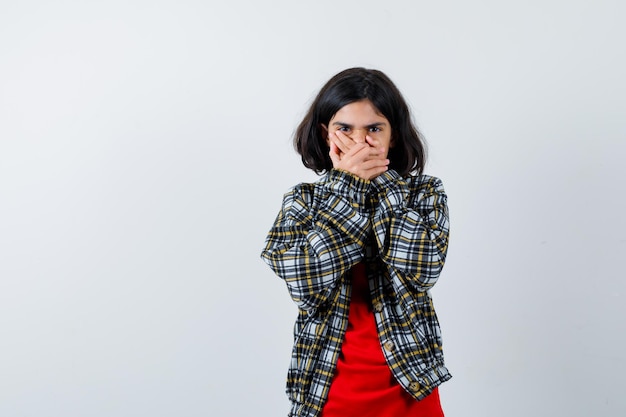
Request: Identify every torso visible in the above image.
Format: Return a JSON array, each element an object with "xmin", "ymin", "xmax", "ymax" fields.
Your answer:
[{"xmin": 320, "ymin": 262, "xmax": 444, "ymax": 417}]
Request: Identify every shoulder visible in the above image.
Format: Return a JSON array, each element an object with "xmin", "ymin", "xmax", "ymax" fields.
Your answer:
[{"xmin": 285, "ymin": 174, "xmax": 329, "ymax": 197}]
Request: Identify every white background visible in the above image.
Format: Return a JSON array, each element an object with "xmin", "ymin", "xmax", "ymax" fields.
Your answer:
[{"xmin": 1, "ymin": 1, "xmax": 625, "ymax": 416}]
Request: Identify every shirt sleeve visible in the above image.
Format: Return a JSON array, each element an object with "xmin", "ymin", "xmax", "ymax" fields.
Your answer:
[
  {"xmin": 371, "ymin": 170, "xmax": 450, "ymax": 293},
  {"xmin": 260, "ymin": 169, "xmax": 371, "ymax": 311}
]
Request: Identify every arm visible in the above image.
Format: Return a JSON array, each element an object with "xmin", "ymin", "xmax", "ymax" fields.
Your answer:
[
  {"xmin": 260, "ymin": 170, "xmax": 371, "ymax": 311},
  {"xmin": 371, "ymin": 170, "xmax": 450, "ymax": 293}
]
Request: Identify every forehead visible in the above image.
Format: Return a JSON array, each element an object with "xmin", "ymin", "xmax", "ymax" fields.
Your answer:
[{"xmin": 330, "ymin": 100, "xmax": 388, "ymax": 124}]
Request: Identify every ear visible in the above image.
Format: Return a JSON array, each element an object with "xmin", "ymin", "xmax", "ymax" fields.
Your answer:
[
  {"xmin": 321, "ymin": 124, "xmax": 329, "ymax": 146},
  {"xmin": 390, "ymin": 134, "xmax": 396, "ymax": 148}
]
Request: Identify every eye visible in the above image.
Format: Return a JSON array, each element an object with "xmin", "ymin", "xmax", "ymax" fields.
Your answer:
[
  {"xmin": 338, "ymin": 126, "xmax": 350, "ymax": 132},
  {"xmin": 369, "ymin": 126, "xmax": 381, "ymax": 132}
]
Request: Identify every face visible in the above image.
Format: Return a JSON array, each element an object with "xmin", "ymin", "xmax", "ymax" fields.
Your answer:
[{"xmin": 323, "ymin": 99, "xmax": 393, "ymax": 157}]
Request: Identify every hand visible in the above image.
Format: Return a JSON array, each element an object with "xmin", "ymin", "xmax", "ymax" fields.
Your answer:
[{"xmin": 328, "ymin": 130, "xmax": 389, "ymax": 180}]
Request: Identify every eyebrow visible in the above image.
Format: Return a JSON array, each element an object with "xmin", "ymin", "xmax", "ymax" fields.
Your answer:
[{"xmin": 331, "ymin": 122, "xmax": 387, "ymax": 128}]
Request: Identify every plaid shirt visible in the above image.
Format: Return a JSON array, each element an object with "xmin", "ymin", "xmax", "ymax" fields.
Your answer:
[{"xmin": 261, "ymin": 169, "xmax": 451, "ymax": 417}]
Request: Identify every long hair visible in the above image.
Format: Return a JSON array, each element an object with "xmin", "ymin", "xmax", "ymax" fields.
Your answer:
[{"xmin": 294, "ymin": 67, "xmax": 427, "ymax": 176}]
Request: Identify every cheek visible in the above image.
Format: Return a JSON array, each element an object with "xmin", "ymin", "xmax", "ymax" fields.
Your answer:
[
  {"xmin": 386, "ymin": 132, "xmax": 393, "ymax": 148},
  {"xmin": 379, "ymin": 132, "xmax": 392, "ymax": 148}
]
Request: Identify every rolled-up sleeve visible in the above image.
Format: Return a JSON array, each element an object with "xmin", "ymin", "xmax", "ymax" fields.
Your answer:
[
  {"xmin": 261, "ymin": 170, "xmax": 371, "ymax": 311},
  {"xmin": 371, "ymin": 171, "xmax": 449, "ymax": 292}
]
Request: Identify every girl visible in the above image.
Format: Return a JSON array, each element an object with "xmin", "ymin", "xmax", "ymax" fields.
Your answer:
[{"xmin": 261, "ymin": 68, "xmax": 451, "ymax": 417}]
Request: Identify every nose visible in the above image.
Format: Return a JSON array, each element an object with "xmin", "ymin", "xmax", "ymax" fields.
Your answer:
[{"xmin": 351, "ymin": 129, "xmax": 367, "ymax": 143}]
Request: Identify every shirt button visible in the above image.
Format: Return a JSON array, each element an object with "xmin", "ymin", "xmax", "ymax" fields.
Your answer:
[
  {"xmin": 408, "ymin": 381, "xmax": 421, "ymax": 392},
  {"xmin": 373, "ymin": 302, "xmax": 383, "ymax": 313},
  {"xmin": 383, "ymin": 340, "xmax": 395, "ymax": 352}
]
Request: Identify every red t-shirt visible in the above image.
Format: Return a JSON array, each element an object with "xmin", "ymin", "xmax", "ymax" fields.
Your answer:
[{"xmin": 321, "ymin": 263, "xmax": 444, "ymax": 417}]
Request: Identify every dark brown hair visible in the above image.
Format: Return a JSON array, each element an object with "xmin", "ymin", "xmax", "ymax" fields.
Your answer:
[{"xmin": 294, "ymin": 67, "xmax": 427, "ymax": 176}]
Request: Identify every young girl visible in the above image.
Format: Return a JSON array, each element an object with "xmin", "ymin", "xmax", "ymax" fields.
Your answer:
[{"xmin": 261, "ymin": 68, "xmax": 451, "ymax": 417}]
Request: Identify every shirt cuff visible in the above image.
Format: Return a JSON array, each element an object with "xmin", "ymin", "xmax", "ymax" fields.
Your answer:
[
  {"xmin": 325, "ymin": 169, "xmax": 370, "ymax": 205},
  {"xmin": 371, "ymin": 169, "xmax": 402, "ymax": 193},
  {"xmin": 372, "ymin": 170, "xmax": 409, "ymax": 212}
]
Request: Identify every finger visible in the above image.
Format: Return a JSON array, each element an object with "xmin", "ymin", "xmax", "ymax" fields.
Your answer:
[
  {"xmin": 349, "ymin": 143, "xmax": 385, "ymax": 160},
  {"xmin": 329, "ymin": 133, "xmax": 352, "ymax": 155},
  {"xmin": 334, "ymin": 130, "xmax": 356, "ymax": 150},
  {"xmin": 344, "ymin": 143, "xmax": 373, "ymax": 161},
  {"xmin": 365, "ymin": 135, "xmax": 381, "ymax": 148},
  {"xmin": 361, "ymin": 161, "xmax": 390, "ymax": 180},
  {"xmin": 365, "ymin": 135, "xmax": 385, "ymax": 154},
  {"xmin": 329, "ymin": 141, "xmax": 341, "ymax": 166},
  {"xmin": 365, "ymin": 166, "xmax": 389, "ymax": 180},
  {"xmin": 330, "ymin": 140, "xmax": 344, "ymax": 159},
  {"xmin": 365, "ymin": 135, "xmax": 379, "ymax": 145},
  {"xmin": 359, "ymin": 158, "xmax": 390, "ymax": 171}
]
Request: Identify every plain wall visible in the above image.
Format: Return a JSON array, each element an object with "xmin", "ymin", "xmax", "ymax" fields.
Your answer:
[{"xmin": 1, "ymin": 1, "xmax": 624, "ymax": 416}]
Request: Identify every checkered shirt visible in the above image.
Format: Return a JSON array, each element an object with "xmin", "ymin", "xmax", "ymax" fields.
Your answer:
[{"xmin": 261, "ymin": 169, "xmax": 452, "ymax": 417}]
